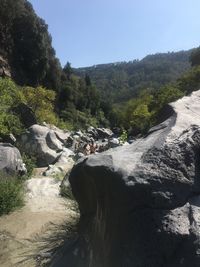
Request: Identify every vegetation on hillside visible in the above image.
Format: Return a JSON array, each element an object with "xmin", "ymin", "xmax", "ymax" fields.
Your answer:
[
  {"xmin": 109, "ymin": 47, "xmax": 200, "ymax": 135},
  {"xmin": 1, "ymin": 0, "xmax": 200, "ymax": 216},
  {"xmin": 0, "ymin": 0, "xmax": 108, "ymax": 130},
  {"xmin": 0, "ymin": 174, "xmax": 24, "ymax": 215},
  {"xmin": 0, "ymin": 0, "xmax": 200, "ymax": 137},
  {"xmin": 0, "ymin": 0, "xmax": 196, "ymax": 132},
  {"xmin": 0, "ymin": 78, "xmax": 59, "ymax": 138},
  {"xmin": 75, "ymin": 51, "xmax": 191, "ymax": 103},
  {"xmin": 0, "ymin": 0, "xmax": 62, "ymax": 89}
]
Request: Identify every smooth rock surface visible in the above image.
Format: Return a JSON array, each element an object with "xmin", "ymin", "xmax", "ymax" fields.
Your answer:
[
  {"xmin": 69, "ymin": 90, "xmax": 200, "ymax": 267},
  {"xmin": 18, "ymin": 124, "xmax": 73, "ymax": 167},
  {"xmin": 0, "ymin": 143, "xmax": 26, "ymax": 175}
]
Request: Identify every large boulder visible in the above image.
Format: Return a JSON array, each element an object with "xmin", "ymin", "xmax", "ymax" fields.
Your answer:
[
  {"xmin": 18, "ymin": 124, "xmax": 71, "ymax": 167},
  {"xmin": 0, "ymin": 143, "xmax": 26, "ymax": 175},
  {"xmin": 43, "ymin": 149, "xmax": 75, "ymax": 177},
  {"xmin": 69, "ymin": 90, "xmax": 200, "ymax": 267},
  {"xmin": 96, "ymin": 127, "xmax": 113, "ymax": 139}
]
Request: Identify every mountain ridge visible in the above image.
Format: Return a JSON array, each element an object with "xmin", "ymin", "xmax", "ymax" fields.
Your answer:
[{"xmin": 74, "ymin": 49, "xmax": 192, "ymax": 102}]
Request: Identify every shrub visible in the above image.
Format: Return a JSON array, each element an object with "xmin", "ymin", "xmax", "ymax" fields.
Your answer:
[
  {"xmin": 22, "ymin": 86, "xmax": 57, "ymax": 124},
  {"xmin": 0, "ymin": 78, "xmax": 25, "ymax": 136},
  {"xmin": 0, "ymin": 175, "xmax": 24, "ymax": 215},
  {"xmin": 119, "ymin": 129, "xmax": 128, "ymax": 144},
  {"xmin": 21, "ymin": 153, "xmax": 36, "ymax": 179}
]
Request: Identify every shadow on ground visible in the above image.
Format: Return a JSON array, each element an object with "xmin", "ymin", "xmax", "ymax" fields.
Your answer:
[{"xmin": 14, "ymin": 215, "xmax": 89, "ymax": 267}]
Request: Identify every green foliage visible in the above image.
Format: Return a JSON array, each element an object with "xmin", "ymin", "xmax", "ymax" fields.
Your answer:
[
  {"xmin": 0, "ymin": 174, "xmax": 24, "ymax": 216},
  {"xmin": 0, "ymin": 0, "xmax": 62, "ymax": 89},
  {"xmin": 113, "ymin": 85, "xmax": 185, "ymax": 135},
  {"xmin": 0, "ymin": 78, "xmax": 62, "ymax": 137},
  {"xmin": 22, "ymin": 86, "xmax": 58, "ymax": 124},
  {"xmin": 0, "ymin": 78, "xmax": 24, "ymax": 136},
  {"xmin": 119, "ymin": 129, "xmax": 128, "ymax": 144},
  {"xmin": 75, "ymin": 51, "xmax": 191, "ymax": 103},
  {"xmin": 56, "ymin": 119, "xmax": 74, "ymax": 131},
  {"xmin": 130, "ymin": 104, "xmax": 152, "ymax": 134},
  {"xmin": 190, "ymin": 47, "xmax": 200, "ymax": 67},
  {"xmin": 21, "ymin": 153, "xmax": 36, "ymax": 179},
  {"xmin": 177, "ymin": 66, "xmax": 200, "ymax": 94},
  {"xmin": 58, "ymin": 70, "xmax": 106, "ymax": 129},
  {"xmin": 153, "ymin": 85, "xmax": 185, "ymax": 111},
  {"xmin": 0, "ymin": 0, "xmax": 199, "ymax": 136}
]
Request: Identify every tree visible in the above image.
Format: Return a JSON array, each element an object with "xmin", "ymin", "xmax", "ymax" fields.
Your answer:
[
  {"xmin": 0, "ymin": 0, "xmax": 62, "ymax": 89},
  {"xmin": 190, "ymin": 47, "xmax": 200, "ymax": 67},
  {"xmin": 22, "ymin": 86, "xmax": 57, "ymax": 124},
  {"xmin": 0, "ymin": 78, "xmax": 24, "ymax": 136},
  {"xmin": 63, "ymin": 62, "xmax": 73, "ymax": 80}
]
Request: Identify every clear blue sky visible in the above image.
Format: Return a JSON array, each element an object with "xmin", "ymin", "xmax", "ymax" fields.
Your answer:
[{"xmin": 29, "ymin": 0, "xmax": 200, "ymax": 68}]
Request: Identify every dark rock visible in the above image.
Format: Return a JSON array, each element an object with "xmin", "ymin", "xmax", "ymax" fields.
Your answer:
[
  {"xmin": 96, "ymin": 128, "xmax": 113, "ymax": 139},
  {"xmin": 112, "ymin": 127, "xmax": 121, "ymax": 135},
  {"xmin": 87, "ymin": 126, "xmax": 99, "ymax": 139},
  {"xmin": 0, "ymin": 133, "xmax": 16, "ymax": 145},
  {"xmin": 65, "ymin": 136, "xmax": 74, "ymax": 148},
  {"xmin": 69, "ymin": 91, "xmax": 200, "ymax": 267}
]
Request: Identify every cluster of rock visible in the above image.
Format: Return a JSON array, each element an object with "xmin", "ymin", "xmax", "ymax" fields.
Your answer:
[
  {"xmin": 68, "ymin": 90, "xmax": 200, "ymax": 267},
  {"xmin": 0, "ymin": 112, "xmax": 124, "ymax": 179},
  {"xmin": 17, "ymin": 123, "xmax": 123, "ymax": 166},
  {"xmin": 0, "ymin": 122, "xmax": 122, "ymax": 176}
]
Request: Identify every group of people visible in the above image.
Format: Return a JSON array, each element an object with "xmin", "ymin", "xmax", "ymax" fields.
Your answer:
[{"xmin": 83, "ymin": 141, "xmax": 98, "ymax": 155}]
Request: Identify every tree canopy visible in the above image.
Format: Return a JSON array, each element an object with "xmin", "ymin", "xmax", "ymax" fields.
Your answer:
[{"xmin": 0, "ymin": 0, "xmax": 62, "ymax": 89}]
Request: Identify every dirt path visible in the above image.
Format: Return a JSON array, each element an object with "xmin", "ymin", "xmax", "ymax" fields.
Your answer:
[{"xmin": 0, "ymin": 169, "xmax": 78, "ymax": 267}]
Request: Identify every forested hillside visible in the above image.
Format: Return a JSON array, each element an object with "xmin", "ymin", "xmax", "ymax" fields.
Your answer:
[
  {"xmin": 108, "ymin": 48, "xmax": 200, "ymax": 135},
  {"xmin": 75, "ymin": 51, "xmax": 191, "ymax": 102},
  {"xmin": 0, "ymin": 0, "xmax": 62, "ymax": 89},
  {"xmin": 1, "ymin": 0, "xmax": 200, "ymax": 136},
  {"xmin": 0, "ymin": 0, "xmax": 106, "ymax": 130}
]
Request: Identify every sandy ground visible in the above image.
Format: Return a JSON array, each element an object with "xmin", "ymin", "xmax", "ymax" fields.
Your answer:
[{"xmin": 0, "ymin": 168, "xmax": 78, "ymax": 267}]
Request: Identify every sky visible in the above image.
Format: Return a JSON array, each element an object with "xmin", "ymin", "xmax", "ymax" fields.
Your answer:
[{"xmin": 29, "ymin": 0, "xmax": 200, "ymax": 68}]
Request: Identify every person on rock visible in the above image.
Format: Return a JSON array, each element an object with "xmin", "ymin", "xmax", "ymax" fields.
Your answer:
[
  {"xmin": 83, "ymin": 143, "xmax": 91, "ymax": 155},
  {"xmin": 90, "ymin": 141, "xmax": 97, "ymax": 154}
]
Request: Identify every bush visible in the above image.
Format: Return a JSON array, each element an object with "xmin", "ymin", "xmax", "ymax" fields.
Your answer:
[
  {"xmin": 21, "ymin": 153, "xmax": 36, "ymax": 179},
  {"xmin": 119, "ymin": 129, "xmax": 128, "ymax": 144},
  {"xmin": 0, "ymin": 78, "xmax": 25, "ymax": 136},
  {"xmin": 0, "ymin": 175, "xmax": 24, "ymax": 215},
  {"xmin": 22, "ymin": 86, "xmax": 57, "ymax": 125}
]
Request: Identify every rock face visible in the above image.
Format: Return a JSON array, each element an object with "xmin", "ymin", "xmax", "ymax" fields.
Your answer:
[
  {"xmin": 0, "ymin": 56, "xmax": 11, "ymax": 78},
  {"xmin": 69, "ymin": 90, "xmax": 200, "ymax": 267},
  {"xmin": 18, "ymin": 124, "xmax": 70, "ymax": 167},
  {"xmin": 0, "ymin": 143, "xmax": 26, "ymax": 175}
]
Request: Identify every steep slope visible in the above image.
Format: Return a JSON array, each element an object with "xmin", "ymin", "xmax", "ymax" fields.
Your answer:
[
  {"xmin": 0, "ymin": 0, "xmax": 62, "ymax": 89},
  {"xmin": 75, "ymin": 50, "xmax": 192, "ymax": 102}
]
